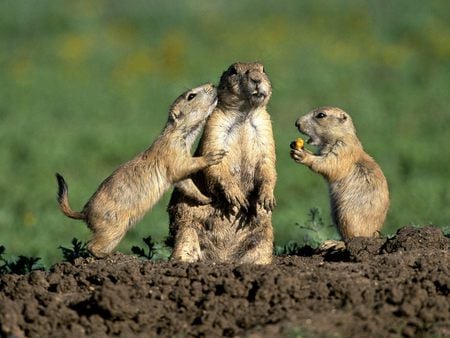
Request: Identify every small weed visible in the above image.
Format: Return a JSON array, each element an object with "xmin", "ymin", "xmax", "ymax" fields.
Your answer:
[
  {"xmin": 131, "ymin": 236, "xmax": 171, "ymax": 261},
  {"xmin": 296, "ymin": 207, "xmax": 325, "ymax": 232},
  {"xmin": 442, "ymin": 225, "xmax": 450, "ymax": 238},
  {"xmin": 295, "ymin": 207, "xmax": 339, "ymax": 248},
  {"xmin": 131, "ymin": 236, "xmax": 157, "ymax": 260},
  {"xmin": 275, "ymin": 208, "xmax": 339, "ymax": 256},
  {"xmin": 0, "ymin": 245, "xmax": 8, "ymax": 274},
  {"xmin": 59, "ymin": 238, "xmax": 91, "ymax": 262},
  {"xmin": 7, "ymin": 256, "xmax": 43, "ymax": 274},
  {"xmin": 0, "ymin": 245, "xmax": 44, "ymax": 275},
  {"xmin": 275, "ymin": 241, "xmax": 315, "ymax": 256}
]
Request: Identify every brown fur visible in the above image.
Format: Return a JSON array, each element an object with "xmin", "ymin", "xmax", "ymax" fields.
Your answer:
[
  {"xmin": 290, "ymin": 106, "xmax": 389, "ymax": 240},
  {"xmin": 167, "ymin": 62, "xmax": 277, "ymax": 264},
  {"xmin": 56, "ymin": 83, "xmax": 226, "ymax": 257}
]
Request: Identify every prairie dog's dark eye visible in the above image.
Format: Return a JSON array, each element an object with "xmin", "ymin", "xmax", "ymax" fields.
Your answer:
[
  {"xmin": 229, "ymin": 66, "xmax": 238, "ymax": 75},
  {"xmin": 187, "ymin": 93, "xmax": 197, "ymax": 101},
  {"xmin": 316, "ymin": 112, "xmax": 327, "ymax": 119}
]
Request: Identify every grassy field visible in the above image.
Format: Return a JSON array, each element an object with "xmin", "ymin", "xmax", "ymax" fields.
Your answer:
[{"xmin": 1, "ymin": 0, "xmax": 449, "ymax": 265}]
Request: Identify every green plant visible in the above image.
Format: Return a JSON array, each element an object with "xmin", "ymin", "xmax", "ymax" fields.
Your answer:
[
  {"xmin": 59, "ymin": 238, "xmax": 91, "ymax": 262},
  {"xmin": 295, "ymin": 207, "xmax": 339, "ymax": 248},
  {"xmin": 131, "ymin": 236, "xmax": 157, "ymax": 260},
  {"xmin": 131, "ymin": 236, "xmax": 172, "ymax": 261},
  {"xmin": 442, "ymin": 225, "xmax": 450, "ymax": 238},
  {"xmin": 0, "ymin": 245, "xmax": 44, "ymax": 275},
  {"xmin": 7, "ymin": 256, "xmax": 43, "ymax": 275},
  {"xmin": 0, "ymin": 245, "xmax": 8, "ymax": 274},
  {"xmin": 275, "ymin": 241, "xmax": 315, "ymax": 256},
  {"xmin": 274, "ymin": 208, "xmax": 338, "ymax": 256}
]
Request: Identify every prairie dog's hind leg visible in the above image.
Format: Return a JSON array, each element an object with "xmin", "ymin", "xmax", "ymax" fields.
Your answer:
[
  {"xmin": 87, "ymin": 220, "xmax": 129, "ymax": 258},
  {"xmin": 171, "ymin": 225, "xmax": 202, "ymax": 262},
  {"xmin": 175, "ymin": 179, "xmax": 211, "ymax": 205},
  {"xmin": 236, "ymin": 216, "xmax": 273, "ymax": 265}
]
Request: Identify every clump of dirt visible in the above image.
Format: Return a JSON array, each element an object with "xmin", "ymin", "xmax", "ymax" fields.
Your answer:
[
  {"xmin": 1, "ymin": 226, "xmax": 449, "ymax": 338},
  {"xmin": 381, "ymin": 225, "xmax": 449, "ymax": 253}
]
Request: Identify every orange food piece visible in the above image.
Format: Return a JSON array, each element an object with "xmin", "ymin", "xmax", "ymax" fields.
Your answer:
[{"xmin": 294, "ymin": 138, "xmax": 304, "ymax": 150}]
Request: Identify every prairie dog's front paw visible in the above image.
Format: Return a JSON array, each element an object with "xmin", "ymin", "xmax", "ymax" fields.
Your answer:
[
  {"xmin": 223, "ymin": 186, "xmax": 249, "ymax": 212},
  {"xmin": 204, "ymin": 149, "xmax": 227, "ymax": 166},
  {"xmin": 257, "ymin": 190, "xmax": 276, "ymax": 212},
  {"xmin": 290, "ymin": 148, "xmax": 309, "ymax": 164}
]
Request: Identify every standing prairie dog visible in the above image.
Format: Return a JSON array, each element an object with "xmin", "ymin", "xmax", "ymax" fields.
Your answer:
[
  {"xmin": 290, "ymin": 106, "xmax": 389, "ymax": 240},
  {"xmin": 56, "ymin": 83, "xmax": 226, "ymax": 258},
  {"xmin": 168, "ymin": 62, "xmax": 277, "ymax": 264}
]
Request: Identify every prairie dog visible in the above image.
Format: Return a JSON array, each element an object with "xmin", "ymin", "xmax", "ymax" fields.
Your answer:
[
  {"xmin": 290, "ymin": 106, "xmax": 389, "ymax": 240},
  {"xmin": 168, "ymin": 62, "xmax": 276, "ymax": 264},
  {"xmin": 56, "ymin": 83, "xmax": 226, "ymax": 258}
]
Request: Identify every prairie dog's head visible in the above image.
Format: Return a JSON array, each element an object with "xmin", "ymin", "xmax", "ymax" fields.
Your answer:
[
  {"xmin": 167, "ymin": 83, "xmax": 217, "ymax": 145},
  {"xmin": 168, "ymin": 83, "xmax": 217, "ymax": 129},
  {"xmin": 218, "ymin": 62, "xmax": 272, "ymax": 110},
  {"xmin": 295, "ymin": 107, "xmax": 356, "ymax": 147}
]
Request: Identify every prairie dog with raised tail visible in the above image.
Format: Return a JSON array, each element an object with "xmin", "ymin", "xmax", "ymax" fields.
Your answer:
[{"xmin": 56, "ymin": 83, "xmax": 226, "ymax": 257}]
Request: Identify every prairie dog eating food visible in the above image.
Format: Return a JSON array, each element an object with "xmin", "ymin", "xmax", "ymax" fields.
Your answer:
[{"xmin": 291, "ymin": 106, "xmax": 389, "ymax": 240}]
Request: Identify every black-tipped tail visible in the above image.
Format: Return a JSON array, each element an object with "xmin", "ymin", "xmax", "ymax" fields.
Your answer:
[
  {"xmin": 55, "ymin": 173, "xmax": 85, "ymax": 220},
  {"xmin": 56, "ymin": 173, "xmax": 67, "ymax": 204}
]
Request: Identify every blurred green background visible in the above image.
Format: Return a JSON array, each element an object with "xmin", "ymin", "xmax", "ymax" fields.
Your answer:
[{"xmin": 1, "ymin": 0, "xmax": 449, "ymax": 265}]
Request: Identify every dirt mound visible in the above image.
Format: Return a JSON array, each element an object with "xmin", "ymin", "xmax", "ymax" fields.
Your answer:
[
  {"xmin": 382, "ymin": 225, "xmax": 450, "ymax": 253},
  {"xmin": 1, "ymin": 226, "xmax": 449, "ymax": 338}
]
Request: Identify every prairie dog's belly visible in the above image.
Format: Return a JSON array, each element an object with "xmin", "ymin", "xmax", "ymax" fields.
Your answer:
[
  {"xmin": 329, "ymin": 172, "xmax": 374, "ymax": 217},
  {"xmin": 89, "ymin": 162, "xmax": 169, "ymax": 217},
  {"xmin": 225, "ymin": 117, "xmax": 267, "ymax": 192}
]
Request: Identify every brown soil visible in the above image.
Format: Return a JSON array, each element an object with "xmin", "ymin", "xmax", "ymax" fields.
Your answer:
[{"xmin": 1, "ymin": 226, "xmax": 449, "ymax": 338}]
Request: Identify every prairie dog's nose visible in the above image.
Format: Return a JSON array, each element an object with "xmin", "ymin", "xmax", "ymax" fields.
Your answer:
[{"xmin": 202, "ymin": 83, "xmax": 216, "ymax": 94}]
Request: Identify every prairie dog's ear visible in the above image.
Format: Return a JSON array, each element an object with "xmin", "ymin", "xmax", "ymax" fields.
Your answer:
[
  {"xmin": 339, "ymin": 111, "xmax": 348, "ymax": 123},
  {"xmin": 256, "ymin": 62, "xmax": 264, "ymax": 73},
  {"xmin": 228, "ymin": 64, "xmax": 238, "ymax": 76}
]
